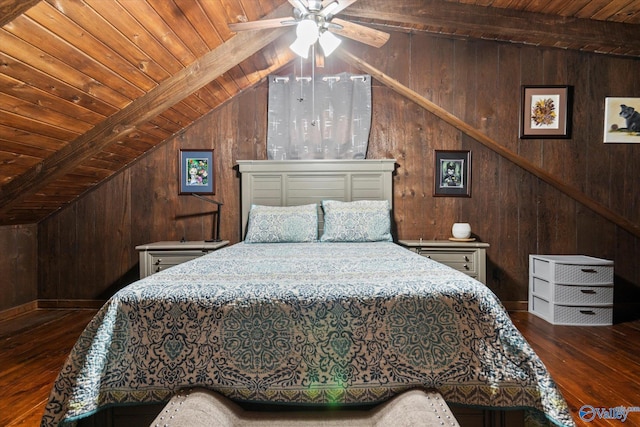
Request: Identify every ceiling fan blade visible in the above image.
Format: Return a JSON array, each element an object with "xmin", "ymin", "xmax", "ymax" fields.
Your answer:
[
  {"xmin": 229, "ymin": 18, "xmax": 296, "ymax": 32},
  {"xmin": 291, "ymin": 0, "xmax": 358, "ymax": 17},
  {"xmin": 329, "ymin": 18, "xmax": 390, "ymax": 48},
  {"xmin": 324, "ymin": 0, "xmax": 358, "ymax": 11},
  {"xmin": 320, "ymin": 0, "xmax": 358, "ymax": 18},
  {"xmin": 288, "ymin": 0, "xmax": 309, "ymax": 14}
]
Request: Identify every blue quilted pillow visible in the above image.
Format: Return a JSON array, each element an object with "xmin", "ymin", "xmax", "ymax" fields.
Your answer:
[
  {"xmin": 320, "ymin": 200, "xmax": 392, "ymax": 242},
  {"xmin": 245, "ymin": 204, "xmax": 318, "ymax": 243}
]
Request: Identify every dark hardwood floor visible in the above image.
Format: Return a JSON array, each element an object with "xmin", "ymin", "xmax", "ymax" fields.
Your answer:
[
  {"xmin": 510, "ymin": 312, "xmax": 640, "ymax": 426},
  {"xmin": 1, "ymin": 309, "xmax": 639, "ymax": 426},
  {"xmin": 0, "ymin": 309, "xmax": 98, "ymax": 427}
]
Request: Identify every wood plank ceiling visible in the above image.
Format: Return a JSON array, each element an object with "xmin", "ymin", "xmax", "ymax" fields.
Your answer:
[{"xmin": 0, "ymin": 0, "xmax": 638, "ymax": 225}]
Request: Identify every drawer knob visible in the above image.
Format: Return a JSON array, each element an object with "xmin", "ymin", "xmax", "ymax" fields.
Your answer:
[
  {"xmin": 579, "ymin": 310, "xmax": 596, "ymax": 315},
  {"xmin": 463, "ymin": 256, "xmax": 469, "ymax": 261},
  {"xmin": 581, "ymin": 268, "xmax": 597, "ymax": 273},
  {"xmin": 580, "ymin": 289, "xmax": 597, "ymax": 294},
  {"xmin": 155, "ymin": 266, "xmax": 161, "ymax": 272},
  {"xmin": 154, "ymin": 259, "xmax": 162, "ymax": 265},
  {"xmin": 463, "ymin": 264, "xmax": 469, "ymax": 270}
]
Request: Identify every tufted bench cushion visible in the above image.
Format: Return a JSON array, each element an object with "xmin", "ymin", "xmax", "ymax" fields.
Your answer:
[{"xmin": 150, "ymin": 388, "xmax": 459, "ymax": 427}]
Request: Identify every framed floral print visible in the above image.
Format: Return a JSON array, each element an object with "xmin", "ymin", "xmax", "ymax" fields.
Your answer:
[
  {"xmin": 434, "ymin": 150, "xmax": 471, "ymax": 197},
  {"xmin": 179, "ymin": 149, "xmax": 214, "ymax": 195},
  {"xmin": 520, "ymin": 85, "xmax": 572, "ymax": 139}
]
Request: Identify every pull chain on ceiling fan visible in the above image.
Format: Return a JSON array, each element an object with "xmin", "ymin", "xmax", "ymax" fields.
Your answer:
[{"xmin": 228, "ymin": 0, "xmax": 390, "ymax": 58}]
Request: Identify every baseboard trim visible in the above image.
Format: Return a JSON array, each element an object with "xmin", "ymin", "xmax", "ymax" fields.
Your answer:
[
  {"xmin": 37, "ymin": 299, "xmax": 106, "ymax": 309},
  {"xmin": 0, "ymin": 300, "xmax": 39, "ymax": 322},
  {"xmin": 1, "ymin": 300, "xmax": 105, "ymax": 321},
  {"xmin": 503, "ymin": 300, "xmax": 528, "ymax": 312}
]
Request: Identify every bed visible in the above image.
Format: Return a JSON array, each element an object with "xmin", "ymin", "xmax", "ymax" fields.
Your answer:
[{"xmin": 41, "ymin": 160, "xmax": 574, "ymax": 427}]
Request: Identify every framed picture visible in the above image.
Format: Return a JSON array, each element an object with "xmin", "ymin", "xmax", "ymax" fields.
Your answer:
[
  {"xmin": 520, "ymin": 85, "xmax": 572, "ymax": 139},
  {"xmin": 179, "ymin": 149, "xmax": 214, "ymax": 194},
  {"xmin": 603, "ymin": 97, "xmax": 640, "ymax": 143},
  {"xmin": 434, "ymin": 150, "xmax": 471, "ymax": 197}
]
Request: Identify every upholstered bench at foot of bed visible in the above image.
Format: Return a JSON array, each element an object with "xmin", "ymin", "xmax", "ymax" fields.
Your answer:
[{"xmin": 150, "ymin": 388, "xmax": 460, "ymax": 427}]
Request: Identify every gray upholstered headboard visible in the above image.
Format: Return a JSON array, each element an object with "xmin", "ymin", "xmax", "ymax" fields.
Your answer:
[{"xmin": 237, "ymin": 159, "xmax": 396, "ymax": 239}]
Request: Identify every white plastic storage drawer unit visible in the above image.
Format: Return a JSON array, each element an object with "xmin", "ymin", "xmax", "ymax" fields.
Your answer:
[{"xmin": 529, "ymin": 255, "xmax": 614, "ymax": 325}]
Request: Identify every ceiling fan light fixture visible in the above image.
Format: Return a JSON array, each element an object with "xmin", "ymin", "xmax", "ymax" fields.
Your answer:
[
  {"xmin": 290, "ymin": 36, "xmax": 311, "ymax": 58},
  {"xmin": 295, "ymin": 19, "xmax": 319, "ymax": 45},
  {"xmin": 228, "ymin": 1, "xmax": 390, "ymax": 55},
  {"xmin": 319, "ymin": 30, "xmax": 341, "ymax": 56}
]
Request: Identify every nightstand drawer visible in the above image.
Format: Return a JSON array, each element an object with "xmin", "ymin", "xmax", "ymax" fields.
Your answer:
[
  {"xmin": 399, "ymin": 240, "xmax": 489, "ymax": 284},
  {"xmin": 149, "ymin": 252, "xmax": 204, "ymax": 267},
  {"xmin": 148, "ymin": 252, "xmax": 203, "ymax": 274},
  {"xmin": 418, "ymin": 250, "xmax": 477, "ymax": 274},
  {"xmin": 151, "ymin": 264, "xmax": 180, "ymax": 274},
  {"xmin": 136, "ymin": 240, "xmax": 229, "ymax": 279}
]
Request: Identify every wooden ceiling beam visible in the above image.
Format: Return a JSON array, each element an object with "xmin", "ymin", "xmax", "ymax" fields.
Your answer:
[
  {"xmin": 0, "ymin": 3, "xmax": 292, "ymax": 216},
  {"xmin": 335, "ymin": 48, "xmax": 640, "ymax": 239},
  {"xmin": 341, "ymin": 0, "xmax": 640, "ymax": 57},
  {"xmin": 0, "ymin": 0, "xmax": 40, "ymax": 27}
]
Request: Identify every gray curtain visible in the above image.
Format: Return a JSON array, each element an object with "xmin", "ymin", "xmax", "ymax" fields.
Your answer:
[{"xmin": 267, "ymin": 72, "xmax": 371, "ymax": 160}]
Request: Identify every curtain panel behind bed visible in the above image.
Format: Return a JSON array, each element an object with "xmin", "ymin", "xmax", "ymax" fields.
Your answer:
[{"xmin": 267, "ymin": 72, "xmax": 371, "ymax": 160}]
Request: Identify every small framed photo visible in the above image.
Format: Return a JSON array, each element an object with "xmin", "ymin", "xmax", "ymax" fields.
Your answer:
[
  {"xmin": 179, "ymin": 149, "xmax": 214, "ymax": 194},
  {"xmin": 434, "ymin": 150, "xmax": 471, "ymax": 197},
  {"xmin": 603, "ymin": 97, "xmax": 640, "ymax": 143},
  {"xmin": 520, "ymin": 85, "xmax": 572, "ymax": 139}
]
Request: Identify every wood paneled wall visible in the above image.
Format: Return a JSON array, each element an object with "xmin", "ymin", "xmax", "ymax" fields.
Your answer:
[
  {"xmin": 0, "ymin": 224, "xmax": 36, "ymax": 313},
  {"xmin": 34, "ymin": 32, "xmax": 640, "ymax": 317}
]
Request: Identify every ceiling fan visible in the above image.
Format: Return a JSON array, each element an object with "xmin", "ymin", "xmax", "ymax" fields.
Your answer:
[{"xmin": 228, "ymin": 0, "xmax": 390, "ymax": 58}]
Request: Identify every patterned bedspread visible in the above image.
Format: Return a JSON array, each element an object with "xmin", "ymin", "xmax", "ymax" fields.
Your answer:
[{"xmin": 42, "ymin": 242, "xmax": 574, "ymax": 426}]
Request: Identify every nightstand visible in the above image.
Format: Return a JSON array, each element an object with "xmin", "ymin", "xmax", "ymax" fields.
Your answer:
[
  {"xmin": 529, "ymin": 255, "xmax": 614, "ymax": 325},
  {"xmin": 135, "ymin": 240, "xmax": 229, "ymax": 279},
  {"xmin": 398, "ymin": 240, "xmax": 490, "ymax": 284}
]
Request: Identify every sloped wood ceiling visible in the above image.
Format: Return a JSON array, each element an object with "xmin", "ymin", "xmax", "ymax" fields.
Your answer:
[{"xmin": 1, "ymin": 0, "xmax": 639, "ymax": 225}]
